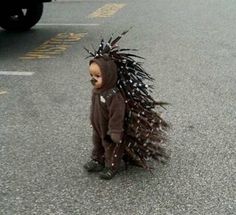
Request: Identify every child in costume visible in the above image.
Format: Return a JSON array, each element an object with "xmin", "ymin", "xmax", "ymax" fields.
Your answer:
[
  {"xmin": 84, "ymin": 30, "xmax": 169, "ymax": 180},
  {"xmin": 84, "ymin": 55, "xmax": 126, "ymax": 180}
]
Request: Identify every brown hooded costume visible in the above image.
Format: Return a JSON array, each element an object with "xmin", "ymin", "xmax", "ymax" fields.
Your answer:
[{"xmin": 89, "ymin": 56, "xmax": 126, "ymax": 170}]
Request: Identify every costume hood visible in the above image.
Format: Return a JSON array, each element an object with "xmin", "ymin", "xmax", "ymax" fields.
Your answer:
[{"xmin": 89, "ymin": 55, "xmax": 117, "ymax": 92}]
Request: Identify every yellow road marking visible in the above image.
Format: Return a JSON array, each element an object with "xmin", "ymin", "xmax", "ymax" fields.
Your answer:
[
  {"xmin": 89, "ymin": 3, "xmax": 126, "ymax": 18},
  {"xmin": 20, "ymin": 32, "xmax": 87, "ymax": 60},
  {"xmin": 0, "ymin": 91, "xmax": 8, "ymax": 95}
]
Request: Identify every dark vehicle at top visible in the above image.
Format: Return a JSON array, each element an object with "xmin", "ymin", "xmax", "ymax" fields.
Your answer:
[{"xmin": 0, "ymin": 0, "xmax": 52, "ymax": 31}]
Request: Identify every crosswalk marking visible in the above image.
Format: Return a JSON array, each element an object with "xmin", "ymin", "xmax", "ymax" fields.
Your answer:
[
  {"xmin": 89, "ymin": 3, "xmax": 126, "ymax": 18},
  {"xmin": 0, "ymin": 91, "xmax": 8, "ymax": 95},
  {"xmin": 19, "ymin": 32, "xmax": 87, "ymax": 60},
  {"xmin": 0, "ymin": 71, "xmax": 35, "ymax": 76},
  {"xmin": 37, "ymin": 23, "xmax": 99, "ymax": 26}
]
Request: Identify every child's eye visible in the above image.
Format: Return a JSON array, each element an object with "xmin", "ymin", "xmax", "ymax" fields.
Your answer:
[{"xmin": 95, "ymin": 75, "xmax": 100, "ymax": 78}]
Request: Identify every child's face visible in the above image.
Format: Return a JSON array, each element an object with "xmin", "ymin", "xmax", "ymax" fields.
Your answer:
[{"xmin": 89, "ymin": 62, "xmax": 103, "ymax": 89}]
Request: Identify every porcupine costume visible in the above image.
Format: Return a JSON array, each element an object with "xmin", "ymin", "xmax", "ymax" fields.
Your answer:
[{"xmin": 85, "ymin": 30, "xmax": 169, "ymax": 171}]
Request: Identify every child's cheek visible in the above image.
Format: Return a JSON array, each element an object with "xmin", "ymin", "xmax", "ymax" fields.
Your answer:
[{"xmin": 97, "ymin": 78, "xmax": 102, "ymax": 88}]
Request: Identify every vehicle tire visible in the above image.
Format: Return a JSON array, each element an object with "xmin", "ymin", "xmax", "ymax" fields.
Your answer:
[{"xmin": 0, "ymin": 3, "xmax": 43, "ymax": 31}]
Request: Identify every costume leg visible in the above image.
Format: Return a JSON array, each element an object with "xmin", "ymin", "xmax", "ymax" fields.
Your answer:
[
  {"xmin": 103, "ymin": 139, "xmax": 125, "ymax": 170},
  {"xmin": 91, "ymin": 130, "xmax": 105, "ymax": 164}
]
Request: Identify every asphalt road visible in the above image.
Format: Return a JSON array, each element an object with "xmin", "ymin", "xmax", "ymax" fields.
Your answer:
[{"xmin": 0, "ymin": 0, "xmax": 235, "ymax": 214}]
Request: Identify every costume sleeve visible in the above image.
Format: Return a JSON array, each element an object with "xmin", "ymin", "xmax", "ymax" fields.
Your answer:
[{"xmin": 107, "ymin": 92, "xmax": 126, "ymax": 143}]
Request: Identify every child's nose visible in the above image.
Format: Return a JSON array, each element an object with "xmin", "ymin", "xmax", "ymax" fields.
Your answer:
[{"xmin": 90, "ymin": 78, "xmax": 97, "ymax": 86}]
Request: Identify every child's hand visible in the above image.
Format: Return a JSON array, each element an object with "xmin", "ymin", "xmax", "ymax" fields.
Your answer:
[
  {"xmin": 110, "ymin": 133, "xmax": 122, "ymax": 144},
  {"xmin": 104, "ymin": 134, "xmax": 122, "ymax": 144}
]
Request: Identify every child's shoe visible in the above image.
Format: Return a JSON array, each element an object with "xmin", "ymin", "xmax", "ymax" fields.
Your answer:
[
  {"xmin": 99, "ymin": 167, "xmax": 117, "ymax": 180},
  {"xmin": 84, "ymin": 160, "xmax": 104, "ymax": 172}
]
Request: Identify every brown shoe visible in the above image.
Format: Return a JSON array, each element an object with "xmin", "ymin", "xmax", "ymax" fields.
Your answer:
[
  {"xmin": 84, "ymin": 160, "xmax": 104, "ymax": 172},
  {"xmin": 99, "ymin": 167, "xmax": 117, "ymax": 180}
]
